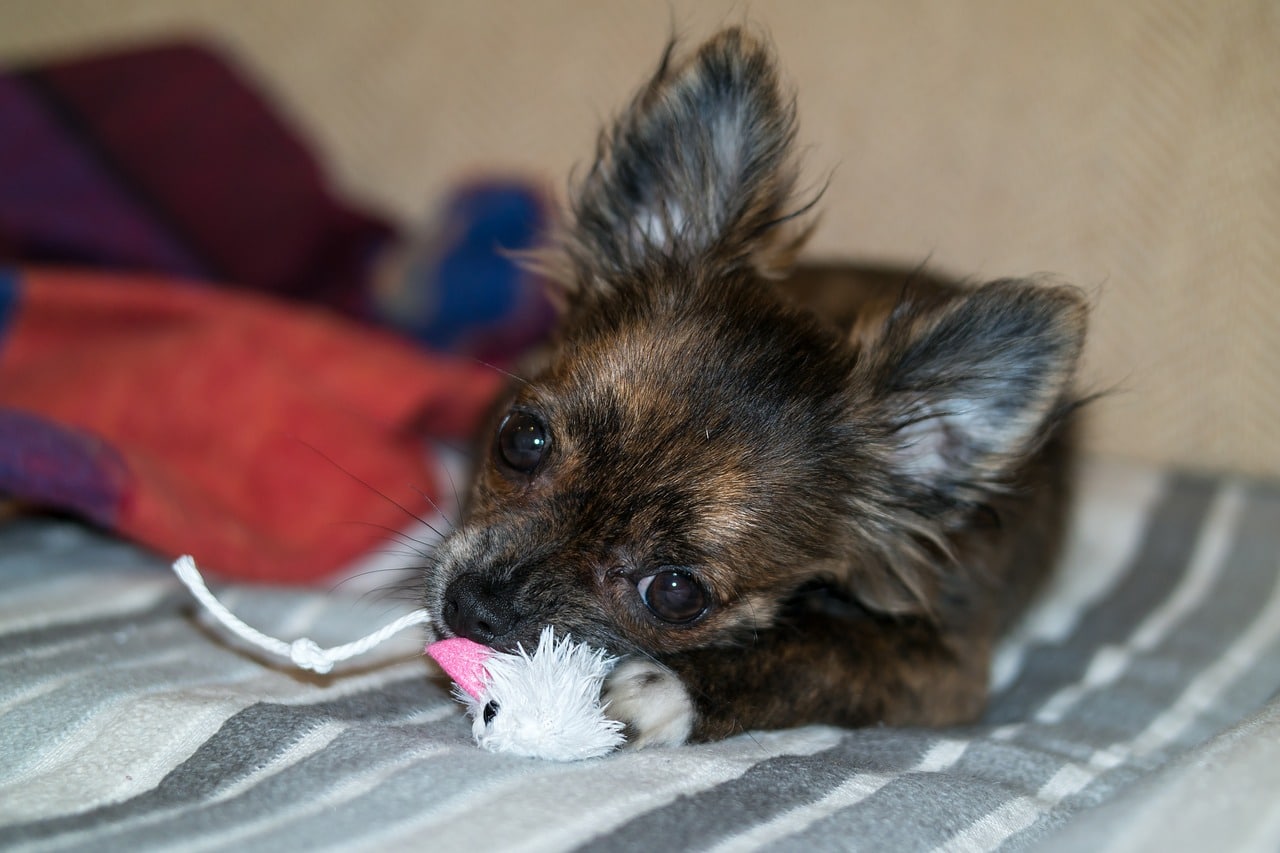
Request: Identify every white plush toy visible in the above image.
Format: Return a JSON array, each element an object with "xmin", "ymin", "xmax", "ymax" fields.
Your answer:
[
  {"xmin": 172, "ymin": 556, "xmax": 625, "ymax": 761},
  {"xmin": 428, "ymin": 630, "xmax": 624, "ymax": 760}
]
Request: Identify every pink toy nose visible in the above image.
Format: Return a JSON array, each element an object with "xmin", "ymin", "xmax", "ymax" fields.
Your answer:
[{"xmin": 426, "ymin": 637, "xmax": 495, "ymax": 700}]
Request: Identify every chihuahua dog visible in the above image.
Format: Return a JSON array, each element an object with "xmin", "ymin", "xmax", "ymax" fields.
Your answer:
[{"xmin": 422, "ymin": 28, "xmax": 1087, "ymax": 746}]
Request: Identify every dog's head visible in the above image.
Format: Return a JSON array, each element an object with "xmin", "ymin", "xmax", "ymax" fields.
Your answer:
[{"xmin": 423, "ymin": 29, "xmax": 1086, "ymax": 658}]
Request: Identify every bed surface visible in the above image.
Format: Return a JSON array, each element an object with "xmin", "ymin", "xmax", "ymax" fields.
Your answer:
[{"xmin": 3, "ymin": 458, "xmax": 1278, "ymax": 852}]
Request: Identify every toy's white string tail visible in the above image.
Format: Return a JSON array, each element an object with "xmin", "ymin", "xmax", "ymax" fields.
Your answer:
[{"xmin": 171, "ymin": 555, "xmax": 431, "ymax": 675}]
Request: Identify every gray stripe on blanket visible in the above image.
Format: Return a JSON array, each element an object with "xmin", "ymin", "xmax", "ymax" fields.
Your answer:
[
  {"xmin": 0, "ymin": 519, "xmax": 156, "ymax": 583},
  {"xmin": 575, "ymin": 730, "xmax": 940, "ymax": 853},
  {"xmin": 0, "ymin": 595, "xmax": 194, "ymax": 656}
]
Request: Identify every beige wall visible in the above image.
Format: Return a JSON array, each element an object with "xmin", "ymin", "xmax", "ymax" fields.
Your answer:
[{"xmin": 4, "ymin": 1, "xmax": 1277, "ymax": 477}]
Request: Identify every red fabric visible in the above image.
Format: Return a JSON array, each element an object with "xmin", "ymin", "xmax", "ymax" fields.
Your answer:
[{"xmin": 0, "ymin": 267, "xmax": 504, "ymax": 583}]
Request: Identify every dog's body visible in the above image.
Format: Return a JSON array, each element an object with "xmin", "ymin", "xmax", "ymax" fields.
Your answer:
[{"xmin": 422, "ymin": 29, "xmax": 1087, "ymax": 746}]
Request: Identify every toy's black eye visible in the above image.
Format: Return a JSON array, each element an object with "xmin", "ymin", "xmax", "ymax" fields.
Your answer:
[
  {"xmin": 496, "ymin": 410, "xmax": 549, "ymax": 474},
  {"xmin": 637, "ymin": 570, "xmax": 708, "ymax": 624}
]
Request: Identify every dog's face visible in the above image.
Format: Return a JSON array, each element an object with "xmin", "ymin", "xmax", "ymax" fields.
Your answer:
[
  {"xmin": 428, "ymin": 270, "xmax": 863, "ymax": 655},
  {"xmin": 422, "ymin": 30, "xmax": 1084, "ymax": 670}
]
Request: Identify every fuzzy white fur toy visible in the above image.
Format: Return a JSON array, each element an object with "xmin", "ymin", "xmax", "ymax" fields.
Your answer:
[
  {"xmin": 428, "ymin": 630, "xmax": 624, "ymax": 760},
  {"xmin": 172, "ymin": 556, "xmax": 625, "ymax": 761}
]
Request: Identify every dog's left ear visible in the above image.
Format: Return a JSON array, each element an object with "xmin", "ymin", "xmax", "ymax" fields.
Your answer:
[
  {"xmin": 871, "ymin": 280, "xmax": 1088, "ymax": 507},
  {"xmin": 842, "ymin": 280, "xmax": 1087, "ymax": 616},
  {"xmin": 562, "ymin": 28, "xmax": 808, "ymax": 290}
]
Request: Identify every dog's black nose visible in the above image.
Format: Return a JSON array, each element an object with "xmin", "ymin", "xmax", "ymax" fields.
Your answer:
[{"xmin": 442, "ymin": 573, "xmax": 518, "ymax": 645}]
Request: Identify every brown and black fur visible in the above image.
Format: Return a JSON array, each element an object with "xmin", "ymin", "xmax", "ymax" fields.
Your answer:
[{"xmin": 422, "ymin": 28, "xmax": 1087, "ymax": 744}]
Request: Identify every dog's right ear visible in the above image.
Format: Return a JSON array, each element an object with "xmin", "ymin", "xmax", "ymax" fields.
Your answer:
[{"xmin": 555, "ymin": 28, "xmax": 810, "ymax": 297}]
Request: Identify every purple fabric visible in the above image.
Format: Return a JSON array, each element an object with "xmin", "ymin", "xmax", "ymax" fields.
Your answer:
[
  {"xmin": 0, "ymin": 73, "xmax": 203, "ymax": 273},
  {"xmin": 0, "ymin": 406, "xmax": 130, "ymax": 528},
  {"xmin": 0, "ymin": 42, "xmax": 393, "ymax": 309}
]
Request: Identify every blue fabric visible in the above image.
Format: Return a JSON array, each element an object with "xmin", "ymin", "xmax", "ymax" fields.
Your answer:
[
  {"xmin": 384, "ymin": 182, "xmax": 556, "ymax": 364},
  {"xmin": 0, "ymin": 267, "xmax": 19, "ymax": 342}
]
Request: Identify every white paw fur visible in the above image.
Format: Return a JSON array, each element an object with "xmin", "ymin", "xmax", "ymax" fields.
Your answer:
[{"xmin": 603, "ymin": 658, "xmax": 694, "ymax": 748}]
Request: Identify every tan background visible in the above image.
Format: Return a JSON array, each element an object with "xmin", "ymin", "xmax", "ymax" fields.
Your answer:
[{"xmin": 2, "ymin": 1, "xmax": 1276, "ymax": 477}]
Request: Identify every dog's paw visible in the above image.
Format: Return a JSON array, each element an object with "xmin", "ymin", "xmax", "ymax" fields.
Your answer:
[{"xmin": 603, "ymin": 658, "xmax": 694, "ymax": 748}]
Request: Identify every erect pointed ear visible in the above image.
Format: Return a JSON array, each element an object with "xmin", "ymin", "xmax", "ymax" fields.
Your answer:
[
  {"xmin": 560, "ymin": 28, "xmax": 811, "ymax": 292},
  {"xmin": 872, "ymin": 280, "xmax": 1088, "ymax": 507}
]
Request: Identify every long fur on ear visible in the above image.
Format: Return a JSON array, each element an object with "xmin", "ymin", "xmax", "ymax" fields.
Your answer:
[
  {"xmin": 890, "ymin": 280, "xmax": 1090, "ymax": 491},
  {"xmin": 559, "ymin": 27, "xmax": 811, "ymax": 291},
  {"xmin": 879, "ymin": 280, "xmax": 1087, "ymax": 502},
  {"xmin": 840, "ymin": 279, "xmax": 1087, "ymax": 616}
]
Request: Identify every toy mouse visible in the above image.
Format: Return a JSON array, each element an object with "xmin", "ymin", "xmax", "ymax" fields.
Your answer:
[
  {"xmin": 172, "ymin": 556, "xmax": 624, "ymax": 761},
  {"xmin": 428, "ymin": 628, "xmax": 624, "ymax": 760}
]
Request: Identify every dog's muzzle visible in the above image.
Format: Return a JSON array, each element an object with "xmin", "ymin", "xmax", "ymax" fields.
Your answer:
[{"xmin": 441, "ymin": 572, "xmax": 522, "ymax": 648}]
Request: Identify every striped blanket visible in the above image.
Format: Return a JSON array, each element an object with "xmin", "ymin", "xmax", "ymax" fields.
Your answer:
[{"xmin": 2, "ymin": 458, "xmax": 1279, "ymax": 851}]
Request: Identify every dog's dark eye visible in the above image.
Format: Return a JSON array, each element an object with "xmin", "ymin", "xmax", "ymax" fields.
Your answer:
[
  {"xmin": 496, "ymin": 410, "xmax": 550, "ymax": 474},
  {"xmin": 637, "ymin": 570, "xmax": 708, "ymax": 624}
]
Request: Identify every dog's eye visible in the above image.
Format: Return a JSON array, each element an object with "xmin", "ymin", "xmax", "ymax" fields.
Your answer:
[
  {"xmin": 637, "ymin": 570, "xmax": 708, "ymax": 624},
  {"xmin": 496, "ymin": 410, "xmax": 550, "ymax": 474}
]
